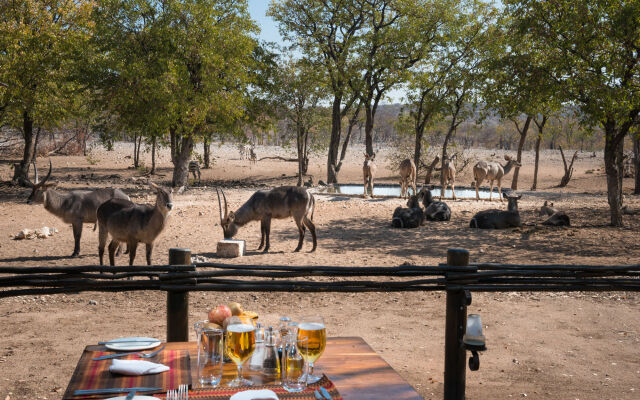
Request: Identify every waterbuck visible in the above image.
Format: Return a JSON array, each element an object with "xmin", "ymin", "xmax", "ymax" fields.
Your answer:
[
  {"xmin": 473, "ymin": 155, "xmax": 521, "ymax": 201},
  {"xmin": 469, "ymin": 193, "xmax": 522, "ymax": 229},
  {"xmin": 418, "ymin": 187, "xmax": 451, "ymax": 221},
  {"xmin": 26, "ymin": 160, "xmax": 129, "ymax": 257},
  {"xmin": 363, "ymin": 153, "xmax": 377, "ymax": 198},
  {"xmin": 392, "ymin": 193, "xmax": 424, "ymax": 228},
  {"xmin": 97, "ymin": 182, "xmax": 173, "ymax": 266},
  {"xmin": 440, "ymin": 154, "xmax": 457, "ymax": 200},
  {"xmin": 217, "ymin": 186, "xmax": 317, "ymax": 253},
  {"xmin": 538, "ymin": 201, "xmax": 558, "ymax": 216},
  {"xmin": 399, "ymin": 158, "xmax": 416, "ymax": 199}
]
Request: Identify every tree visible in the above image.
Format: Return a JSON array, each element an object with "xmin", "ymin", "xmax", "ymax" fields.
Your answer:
[
  {"xmin": 269, "ymin": 0, "xmax": 365, "ymax": 184},
  {"xmin": 274, "ymin": 58, "xmax": 327, "ymax": 186},
  {"xmin": 0, "ymin": 0, "xmax": 93, "ymax": 185},
  {"xmin": 507, "ymin": 0, "xmax": 640, "ymax": 225},
  {"xmin": 92, "ymin": 0, "xmax": 256, "ymax": 187}
]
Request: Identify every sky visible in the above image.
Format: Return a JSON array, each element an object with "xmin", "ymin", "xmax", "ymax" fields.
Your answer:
[{"xmin": 246, "ymin": 1, "xmax": 404, "ymax": 103}]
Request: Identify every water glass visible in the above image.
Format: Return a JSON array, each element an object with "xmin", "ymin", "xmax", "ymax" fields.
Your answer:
[
  {"xmin": 283, "ymin": 336, "xmax": 307, "ymax": 392},
  {"xmin": 198, "ymin": 327, "xmax": 224, "ymax": 386}
]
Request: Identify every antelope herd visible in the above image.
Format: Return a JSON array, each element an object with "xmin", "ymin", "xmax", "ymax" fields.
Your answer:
[{"xmin": 19, "ymin": 150, "xmax": 575, "ymax": 265}]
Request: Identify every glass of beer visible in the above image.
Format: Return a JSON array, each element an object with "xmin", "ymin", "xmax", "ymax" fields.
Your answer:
[
  {"xmin": 225, "ymin": 316, "xmax": 256, "ymax": 387},
  {"xmin": 297, "ymin": 316, "xmax": 326, "ymax": 383}
]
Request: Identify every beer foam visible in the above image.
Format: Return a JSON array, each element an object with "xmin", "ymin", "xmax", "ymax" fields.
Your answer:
[
  {"xmin": 298, "ymin": 322, "xmax": 325, "ymax": 330},
  {"xmin": 227, "ymin": 323, "xmax": 255, "ymax": 333}
]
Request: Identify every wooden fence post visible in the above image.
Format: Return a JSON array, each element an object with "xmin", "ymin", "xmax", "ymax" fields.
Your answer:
[
  {"xmin": 167, "ymin": 248, "xmax": 191, "ymax": 342},
  {"xmin": 444, "ymin": 248, "xmax": 471, "ymax": 400}
]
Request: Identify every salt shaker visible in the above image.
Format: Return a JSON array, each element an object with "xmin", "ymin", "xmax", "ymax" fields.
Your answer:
[{"xmin": 249, "ymin": 322, "xmax": 265, "ymax": 371}]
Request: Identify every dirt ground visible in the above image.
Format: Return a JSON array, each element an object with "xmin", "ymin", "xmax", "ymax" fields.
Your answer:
[{"xmin": 0, "ymin": 143, "xmax": 639, "ymax": 400}]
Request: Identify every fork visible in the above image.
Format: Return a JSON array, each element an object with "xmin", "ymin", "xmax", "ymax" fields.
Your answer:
[
  {"xmin": 178, "ymin": 384, "xmax": 188, "ymax": 399},
  {"xmin": 166, "ymin": 389, "xmax": 176, "ymax": 400},
  {"xmin": 92, "ymin": 346, "xmax": 165, "ymax": 361}
]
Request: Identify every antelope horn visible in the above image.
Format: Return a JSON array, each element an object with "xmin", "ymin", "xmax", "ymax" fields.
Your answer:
[
  {"xmin": 216, "ymin": 188, "xmax": 224, "ymax": 224},
  {"xmin": 40, "ymin": 160, "xmax": 53, "ymax": 185},
  {"xmin": 221, "ymin": 189, "xmax": 229, "ymax": 217}
]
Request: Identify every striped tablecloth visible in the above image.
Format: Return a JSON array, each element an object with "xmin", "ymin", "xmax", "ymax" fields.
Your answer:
[{"xmin": 63, "ymin": 348, "xmax": 191, "ymax": 399}]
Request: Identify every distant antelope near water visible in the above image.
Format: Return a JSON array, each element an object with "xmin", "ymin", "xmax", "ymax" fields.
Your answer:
[
  {"xmin": 473, "ymin": 155, "xmax": 521, "ymax": 201},
  {"xmin": 440, "ymin": 154, "xmax": 457, "ymax": 200},
  {"xmin": 399, "ymin": 158, "xmax": 416, "ymax": 199},
  {"xmin": 26, "ymin": 160, "xmax": 129, "ymax": 257},
  {"xmin": 217, "ymin": 186, "xmax": 317, "ymax": 253},
  {"xmin": 363, "ymin": 153, "xmax": 377, "ymax": 198}
]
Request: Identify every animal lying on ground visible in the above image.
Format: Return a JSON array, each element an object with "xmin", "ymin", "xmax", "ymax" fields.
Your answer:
[
  {"xmin": 473, "ymin": 155, "xmax": 521, "ymax": 201},
  {"xmin": 542, "ymin": 211, "xmax": 570, "ymax": 226},
  {"xmin": 26, "ymin": 160, "xmax": 130, "ymax": 256},
  {"xmin": 399, "ymin": 158, "xmax": 417, "ymax": 199},
  {"xmin": 217, "ymin": 186, "xmax": 317, "ymax": 252},
  {"xmin": 363, "ymin": 153, "xmax": 377, "ymax": 198},
  {"xmin": 98, "ymin": 182, "xmax": 173, "ymax": 266},
  {"xmin": 391, "ymin": 194, "xmax": 424, "ymax": 228},
  {"xmin": 538, "ymin": 201, "xmax": 558, "ymax": 216},
  {"xmin": 418, "ymin": 187, "xmax": 451, "ymax": 221},
  {"xmin": 469, "ymin": 193, "xmax": 522, "ymax": 229}
]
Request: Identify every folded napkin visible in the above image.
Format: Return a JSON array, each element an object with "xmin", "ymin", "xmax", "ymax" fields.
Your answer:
[
  {"xmin": 229, "ymin": 389, "xmax": 279, "ymax": 400},
  {"xmin": 109, "ymin": 359, "xmax": 170, "ymax": 376}
]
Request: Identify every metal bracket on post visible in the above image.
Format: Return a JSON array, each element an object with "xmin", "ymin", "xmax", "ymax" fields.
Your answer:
[
  {"xmin": 444, "ymin": 248, "xmax": 471, "ymax": 400},
  {"xmin": 167, "ymin": 248, "xmax": 191, "ymax": 342}
]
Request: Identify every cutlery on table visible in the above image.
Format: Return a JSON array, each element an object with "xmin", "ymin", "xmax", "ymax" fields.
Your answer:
[
  {"xmin": 178, "ymin": 384, "xmax": 188, "ymax": 399},
  {"xmin": 92, "ymin": 346, "xmax": 165, "ymax": 361},
  {"xmin": 73, "ymin": 387, "xmax": 162, "ymax": 396},
  {"xmin": 125, "ymin": 389, "xmax": 136, "ymax": 400},
  {"xmin": 314, "ymin": 389, "xmax": 324, "ymax": 400}
]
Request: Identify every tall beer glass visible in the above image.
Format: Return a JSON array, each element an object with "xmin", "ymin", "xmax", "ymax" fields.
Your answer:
[
  {"xmin": 225, "ymin": 316, "xmax": 256, "ymax": 387},
  {"xmin": 297, "ymin": 316, "xmax": 326, "ymax": 383}
]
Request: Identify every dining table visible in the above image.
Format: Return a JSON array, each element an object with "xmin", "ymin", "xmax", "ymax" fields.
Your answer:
[{"xmin": 63, "ymin": 336, "xmax": 424, "ymax": 400}]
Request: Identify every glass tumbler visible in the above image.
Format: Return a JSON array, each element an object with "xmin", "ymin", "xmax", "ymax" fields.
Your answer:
[
  {"xmin": 283, "ymin": 335, "xmax": 307, "ymax": 392},
  {"xmin": 198, "ymin": 327, "xmax": 224, "ymax": 386}
]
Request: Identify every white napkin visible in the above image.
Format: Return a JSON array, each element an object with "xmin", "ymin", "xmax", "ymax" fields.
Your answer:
[
  {"xmin": 109, "ymin": 359, "xmax": 169, "ymax": 375},
  {"xmin": 229, "ymin": 389, "xmax": 279, "ymax": 400}
]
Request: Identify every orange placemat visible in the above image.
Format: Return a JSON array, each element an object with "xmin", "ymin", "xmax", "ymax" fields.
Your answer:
[
  {"xmin": 63, "ymin": 348, "xmax": 191, "ymax": 399},
  {"xmin": 160, "ymin": 375, "xmax": 342, "ymax": 400}
]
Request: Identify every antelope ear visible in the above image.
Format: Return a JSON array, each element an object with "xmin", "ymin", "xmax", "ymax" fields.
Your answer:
[
  {"xmin": 228, "ymin": 211, "xmax": 235, "ymax": 220},
  {"xmin": 543, "ymin": 201, "xmax": 548, "ymax": 206},
  {"xmin": 504, "ymin": 155, "xmax": 511, "ymax": 161}
]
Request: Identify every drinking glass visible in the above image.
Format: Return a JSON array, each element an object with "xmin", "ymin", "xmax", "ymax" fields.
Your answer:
[
  {"xmin": 283, "ymin": 335, "xmax": 307, "ymax": 392},
  {"xmin": 198, "ymin": 327, "xmax": 224, "ymax": 386},
  {"xmin": 225, "ymin": 316, "xmax": 256, "ymax": 387},
  {"xmin": 297, "ymin": 316, "xmax": 326, "ymax": 384}
]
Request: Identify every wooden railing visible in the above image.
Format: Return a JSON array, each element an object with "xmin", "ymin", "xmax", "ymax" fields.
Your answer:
[{"xmin": 1, "ymin": 248, "xmax": 639, "ymax": 400}]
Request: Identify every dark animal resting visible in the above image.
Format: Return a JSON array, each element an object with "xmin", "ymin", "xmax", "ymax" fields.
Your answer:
[
  {"xmin": 538, "ymin": 201, "xmax": 558, "ymax": 216},
  {"xmin": 391, "ymin": 194, "xmax": 424, "ymax": 228},
  {"xmin": 469, "ymin": 193, "xmax": 522, "ymax": 229},
  {"xmin": 26, "ymin": 160, "xmax": 130, "ymax": 256},
  {"xmin": 97, "ymin": 182, "xmax": 173, "ymax": 266},
  {"xmin": 418, "ymin": 187, "xmax": 451, "ymax": 221},
  {"xmin": 542, "ymin": 211, "xmax": 570, "ymax": 227},
  {"xmin": 217, "ymin": 186, "xmax": 317, "ymax": 253}
]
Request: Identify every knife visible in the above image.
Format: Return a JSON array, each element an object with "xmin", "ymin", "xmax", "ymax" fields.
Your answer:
[
  {"xmin": 125, "ymin": 390, "xmax": 136, "ymax": 400},
  {"xmin": 73, "ymin": 387, "xmax": 162, "ymax": 395},
  {"xmin": 98, "ymin": 339, "xmax": 157, "ymax": 345},
  {"xmin": 319, "ymin": 387, "xmax": 334, "ymax": 400}
]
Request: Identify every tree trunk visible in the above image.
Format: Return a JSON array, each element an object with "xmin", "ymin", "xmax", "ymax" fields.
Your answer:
[
  {"xmin": 634, "ymin": 135, "xmax": 640, "ymax": 195},
  {"xmin": 297, "ymin": 127, "xmax": 304, "ymax": 187},
  {"xmin": 203, "ymin": 136, "xmax": 211, "ymax": 169},
  {"xmin": 31, "ymin": 126, "xmax": 41, "ymax": 163},
  {"xmin": 172, "ymin": 135, "xmax": 194, "ymax": 187},
  {"xmin": 558, "ymin": 146, "xmax": 577, "ymax": 187},
  {"xmin": 414, "ymin": 124, "xmax": 426, "ymax": 177},
  {"xmin": 170, "ymin": 130, "xmax": 177, "ymax": 164},
  {"xmin": 603, "ymin": 122, "xmax": 625, "ymax": 226},
  {"xmin": 302, "ymin": 127, "xmax": 310, "ymax": 175},
  {"xmin": 336, "ymin": 106, "xmax": 360, "ymax": 173},
  {"xmin": 364, "ymin": 103, "xmax": 374, "ymax": 156},
  {"xmin": 150, "ymin": 136, "xmax": 157, "ymax": 174},
  {"xmin": 532, "ymin": 134, "xmax": 542, "ymax": 190},
  {"xmin": 424, "ymin": 156, "xmax": 440, "ymax": 184},
  {"xmin": 12, "ymin": 110, "xmax": 35, "ymax": 186},
  {"xmin": 440, "ymin": 128, "xmax": 454, "ymax": 194},
  {"xmin": 511, "ymin": 115, "xmax": 533, "ymax": 190},
  {"xmin": 326, "ymin": 95, "xmax": 342, "ymax": 184}
]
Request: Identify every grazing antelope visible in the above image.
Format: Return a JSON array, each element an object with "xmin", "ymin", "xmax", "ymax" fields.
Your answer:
[
  {"xmin": 469, "ymin": 193, "xmax": 522, "ymax": 229},
  {"xmin": 440, "ymin": 154, "xmax": 457, "ymax": 200},
  {"xmin": 97, "ymin": 182, "xmax": 173, "ymax": 266},
  {"xmin": 216, "ymin": 186, "xmax": 317, "ymax": 253},
  {"xmin": 473, "ymin": 155, "xmax": 521, "ymax": 202},
  {"xmin": 363, "ymin": 153, "xmax": 377, "ymax": 198},
  {"xmin": 399, "ymin": 158, "xmax": 416, "ymax": 199},
  {"xmin": 188, "ymin": 161, "xmax": 201, "ymax": 183},
  {"xmin": 26, "ymin": 160, "xmax": 129, "ymax": 257}
]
